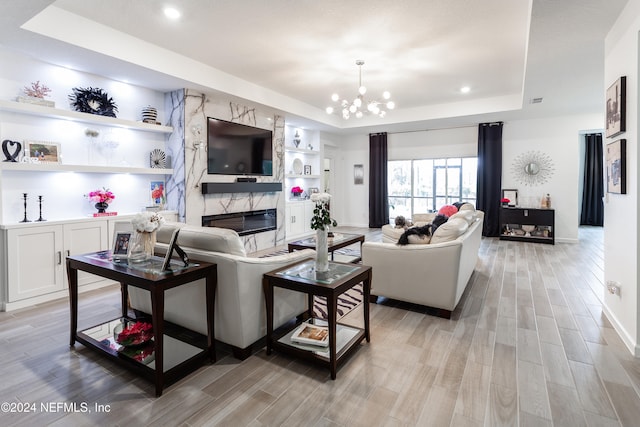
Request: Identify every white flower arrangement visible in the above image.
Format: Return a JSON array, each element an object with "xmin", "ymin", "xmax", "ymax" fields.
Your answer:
[
  {"xmin": 310, "ymin": 192, "xmax": 337, "ymax": 231},
  {"xmin": 131, "ymin": 211, "xmax": 165, "ymax": 233}
]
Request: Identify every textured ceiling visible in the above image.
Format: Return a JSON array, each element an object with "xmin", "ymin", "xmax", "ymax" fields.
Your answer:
[{"xmin": 0, "ymin": 0, "xmax": 629, "ymax": 132}]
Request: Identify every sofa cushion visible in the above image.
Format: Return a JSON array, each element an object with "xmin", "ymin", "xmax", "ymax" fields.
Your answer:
[
  {"xmin": 430, "ymin": 218, "xmax": 469, "ymax": 244},
  {"xmin": 412, "ymin": 212, "xmax": 436, "ymax": 223},
  {"xmin": 157, "ymin": 222, "xmax": 187, "ymax": 243},
  {"xmin": 176, "ymin": 226, "xmax": 247, "ymax": 256},
  {"xmin": 382, "ymin": 224, "xmax": 405, "ymax": 243},
  {"xmin": 458, "ymin": 203, "xmax": 475, "ymax": 212},
  {"xmin": 449, "ymin": 210, "xmax": 476, "ymax": 225}
]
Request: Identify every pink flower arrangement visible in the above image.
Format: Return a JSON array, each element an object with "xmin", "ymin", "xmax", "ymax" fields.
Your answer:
[
  {"xmin": 291, "ymin": 186, "xmax": 303, "ymax": 195},
  {"xmin": 85, "ymin": 188, "xmax": 115, "ymax": 204}
]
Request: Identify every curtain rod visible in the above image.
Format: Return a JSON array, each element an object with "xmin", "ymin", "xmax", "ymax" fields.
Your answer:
[{"xmin": 387, "ymin": 123, "xmax": 478, "ymax": 135}]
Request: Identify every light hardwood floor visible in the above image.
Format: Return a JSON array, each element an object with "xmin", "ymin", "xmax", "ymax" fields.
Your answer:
[{"xmin": 2, "ymin": 226, "xmax": 639, "ymax": 426}]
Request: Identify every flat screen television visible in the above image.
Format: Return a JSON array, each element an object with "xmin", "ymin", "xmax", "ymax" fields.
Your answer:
[{"xmin": 207, "ymin": 117, "xmax": 273, "ymax": 176}]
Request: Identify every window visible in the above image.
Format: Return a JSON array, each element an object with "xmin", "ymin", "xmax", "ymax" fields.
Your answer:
[{"xmin": 388, "ymin": 157, "xmax": 477, "ymax": 223}]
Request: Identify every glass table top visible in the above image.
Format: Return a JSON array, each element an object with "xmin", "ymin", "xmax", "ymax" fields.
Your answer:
[{"xmin": 276, "ymin": 260, "xmax": 359, "ymax": 284}]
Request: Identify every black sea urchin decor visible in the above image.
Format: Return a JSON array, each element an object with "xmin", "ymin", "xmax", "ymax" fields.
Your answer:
[{"xmin": 68, "ymin": 87, "xmax": 118, "ymax": 117}]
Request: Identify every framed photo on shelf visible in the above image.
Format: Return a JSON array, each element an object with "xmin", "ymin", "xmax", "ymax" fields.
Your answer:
[
  {"xmin": 606, "ymin": 76, "xmax": 626, "ymax": 138},
  {"xmin": 303, "ymin": 164, "xmax": 312, "ymax": 175},
  {"xmin": 308, "ymin": 187, "xmax": 319, "ymax": 194},
  {"xmin": 606, "ymin": 139, "xmax": 626, "ymax": 194},
  {"xmin": 291, "ymin": 322, "xmax": 329, "ymax": 347},
  {"xmin": 24, "ymin": 140, "xmax": 61, "ymax": 164},
  {"xmin": 150, "ymin": 181, "xmax": 166, "ymax": 206}
]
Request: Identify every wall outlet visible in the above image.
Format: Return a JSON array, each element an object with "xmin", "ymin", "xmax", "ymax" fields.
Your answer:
[{"xmin": 607, "ymin": 281, "xmax": 621, "ymax": 296}]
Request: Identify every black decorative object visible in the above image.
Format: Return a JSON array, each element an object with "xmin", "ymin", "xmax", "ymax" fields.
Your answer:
[
  {"xmin": 20, "ymin": 193, "xmax": 31, "ymax": 223},
  {"xmin": 95, "ymin": 202, "xmax": 109, "ymax": 213},
  {"xmin": 68, "ymin": 87, "xmax": 118, "ymax": 117},
  {"xmin": 36, "ymin": 195, "xmax": 46, "ymax": 222},
  {"xmin": 2, "ymin": 139, "xmax": 22, "ymax": 162}
]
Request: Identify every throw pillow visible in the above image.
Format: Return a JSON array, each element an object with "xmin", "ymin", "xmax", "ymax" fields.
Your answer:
[
  {"xmin": 438, "ymin": 204, "xmax": 458, "ymax": 218},
  {"xmin": 450, "ymin": 210, "xmax": 476, "ymax": 225}
]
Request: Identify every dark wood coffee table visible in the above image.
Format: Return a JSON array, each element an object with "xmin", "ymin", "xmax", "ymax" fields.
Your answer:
[
  {"xmin": 263, "ymin": 259, "xmax": 372, "ymax": 379},
  {"xmin": 67, "ymin": 251, "xmax": 217, "ymax": 396},
  {"xmin": 288, "ymin": 232, "xmax": 365, "ymax": 263}
]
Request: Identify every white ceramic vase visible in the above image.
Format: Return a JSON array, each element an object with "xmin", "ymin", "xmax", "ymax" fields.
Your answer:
[{"xmin": 315, "ymin": 228, "xmax": 329, "ymax": 272}]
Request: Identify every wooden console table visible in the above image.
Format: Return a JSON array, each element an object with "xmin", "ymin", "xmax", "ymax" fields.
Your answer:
[
  {"xmin": 500, "ymin": 207, "xmax": 555, "ymax": 244},
  {"xmin": 263, "ymin": 259, "xmax": 372, "ymax": 379},
  {"xmin": 67, "ymin": 251, "xmax": 217, "ymax": 396}
]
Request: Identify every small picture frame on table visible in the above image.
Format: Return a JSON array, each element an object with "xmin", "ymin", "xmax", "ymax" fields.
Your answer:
[
  {"xmin": 112, "ymin": 232, "xmax": 132, "ymax": 261},
  {"xmin": 25, "ymin": 140, "xmax": 61, "ymax": 164},
  {"xmin": 308, "ymin": 187, "xmax": 319, "ymax": 194}
]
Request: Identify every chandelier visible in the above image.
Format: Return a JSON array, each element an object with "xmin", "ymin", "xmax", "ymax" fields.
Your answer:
[{"xmin": 326, "ymin": 60, "xmax": 395, "ymax": 119}]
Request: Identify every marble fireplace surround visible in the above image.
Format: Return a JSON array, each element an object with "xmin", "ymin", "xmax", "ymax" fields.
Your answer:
[{"xmin": 165, "ymin": 89, "xmax": 286, "ymax": 253}]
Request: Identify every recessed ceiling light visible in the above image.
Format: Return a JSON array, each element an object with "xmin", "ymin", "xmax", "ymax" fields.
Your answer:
[
  {"xmin": 460, "ymin": 86, "xmax": 471, "ymax": 94},
  {"xmin": 164, "ymin": 7, "xmax": 181, "ymax": 20}
]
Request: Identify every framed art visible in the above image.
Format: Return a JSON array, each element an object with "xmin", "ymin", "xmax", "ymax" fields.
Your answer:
[
  {"xmin": 303, "ymin": 164, "xmax": 312, "ymax": 175},
  {"xmin": 502, "ymin": 189, "xmax": 518, "ymax": 206},
  {"xmin": 308, "ymin": 187, "xmax": 319, "ymax": 194},
  {"xmin": 25, "ymin": 141, "xmax": 61, "ymax": 163},
  {"xmin": 606, "ymin": 76, "xmax": 626, "ymax": 138},
  {"xmin": 354, "ymin": 164, "xmax": 364, "ymax": 185},
  {"xmin": 150, "ymin": 181, "xmax": 166, "ymax": 205},
  {"xmin": 606, "ymin": 139, "xmax": 626, "ymax": 194}
]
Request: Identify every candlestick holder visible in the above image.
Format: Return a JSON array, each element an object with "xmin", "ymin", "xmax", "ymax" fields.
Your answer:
[
  {"xmin": 36, "ymin": 195, "xmax": 46, "ymax": 222},
  {"xmin": 20, "ymin": 193, "xmax": 31, "ymax": 223}
]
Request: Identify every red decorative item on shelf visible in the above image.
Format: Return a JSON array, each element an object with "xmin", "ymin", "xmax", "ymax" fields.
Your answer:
[{"xmin": 115, "ymin": 321, "xmax": 153, "ymax": 346}]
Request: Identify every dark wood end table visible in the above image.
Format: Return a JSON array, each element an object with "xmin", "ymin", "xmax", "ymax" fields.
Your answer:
[
  {"xmin": 287, "ymin": 233, "xmax": 365, "ymax": 263},
  {"xmin": 263, "ymin": 259, "xmax": 371, "ymax": 379},
  {"xmin": 67, "ymin": 251, "xmax": 217, "ymax": 396}
]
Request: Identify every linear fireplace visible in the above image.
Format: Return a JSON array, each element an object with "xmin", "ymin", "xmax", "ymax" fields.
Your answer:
[{"xmin": 202, "ymin": 209, "xmax": 277, "ymax": 236}]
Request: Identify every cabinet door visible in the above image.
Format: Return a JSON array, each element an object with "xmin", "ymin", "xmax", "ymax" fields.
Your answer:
[
  {"xmin": 286, "ymin": 203, "xmax": 305, "ymax": 237},
  {"xmin": 304, "ymin": 200, "xmax": 315, "ymax": 234},
  {"xmin": 63, "ymin": 221, "xmax": 109, "ymax": 287},
  {"xmin": 6, "ymin": 225, "xmax": 64, "ymax": 302}
]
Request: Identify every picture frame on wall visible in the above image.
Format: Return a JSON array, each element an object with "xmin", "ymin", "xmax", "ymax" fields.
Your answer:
[
  {"xmin": 150, "ymin": 181, "xmax": 166, "ymax": 206},
  {"xmin": 25, "ymin": 140, "xmax": 61, "ymax": 164},
  {"xmin": 606, "ymin": 76, "xmax": 626, "ymax": 138},
  {"xmin": 501, "ymin": 189, "xmax": 518, "ymax": 206},
  {"xmin": 606, "ymin": 139, "xmax": 626, "ymax": 194},
  {"xmin": 354, "ymin": 164, "xmax": 364, "ymax": 185}
]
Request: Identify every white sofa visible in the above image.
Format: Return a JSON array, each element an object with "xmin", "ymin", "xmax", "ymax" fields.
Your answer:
[
  {"xmin": 127, "ymin": 223, "xmax": 315, "ymax": 359},
  {"xmin": 362, "ymin": 208, "xmax": 484, "ymax": 318}
]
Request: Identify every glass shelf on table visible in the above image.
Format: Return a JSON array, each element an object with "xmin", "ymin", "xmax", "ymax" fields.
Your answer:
[
  {"xmin": 79, "ymin": 318, "xmax": 203, "ymax": 371},
  {"xmin": 276, "ymin": 260, "xmax": 359, "ymax": 284},
  {"xmin": 277, "ymin": 318, "xmax": 362, "ymax": 361}
]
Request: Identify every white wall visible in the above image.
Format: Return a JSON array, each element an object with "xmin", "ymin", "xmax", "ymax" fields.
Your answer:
[
  {"xmin": 502, "ymin": 114, "xmax": 603, "ymax": 242},
  {"xmin": 603, "ymin": 0, "xmax": 640, "ymax": 355}
]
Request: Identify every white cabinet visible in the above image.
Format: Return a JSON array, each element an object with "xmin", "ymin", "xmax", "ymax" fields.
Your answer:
[
  {"xmin": 4, "ymin": 224, "xmax": 64, "ymax": 303},
  {"xmin": 1, "ymin": 218, "xmax": 112, "ymax": 311},
  {"xmin": 285, "ymin": 200, "xmax": 315, "ymax": 239}
]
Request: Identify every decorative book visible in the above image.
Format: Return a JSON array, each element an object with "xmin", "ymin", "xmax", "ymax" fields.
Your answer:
[
  {"xmin": 291, "ymin": 322, "xmax": 329, "ymax": 347},
  {"xmin": 93, "ymin": 211, "xmax": 117, "ymax": 217}
]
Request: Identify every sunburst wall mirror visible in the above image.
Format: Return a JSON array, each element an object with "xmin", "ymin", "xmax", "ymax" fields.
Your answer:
[{"xmin": 511, "ymin": 151, "xmax": 554, "ymax": 186}]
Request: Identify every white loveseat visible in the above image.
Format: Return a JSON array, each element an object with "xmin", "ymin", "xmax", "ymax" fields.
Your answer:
[
  {"xmin": 127, "ymin": 223, "xmax": 314, "ymax": 359},
  {"xmin": 362, "ymin": 208, "xmax": 484, "ymax": 318}
]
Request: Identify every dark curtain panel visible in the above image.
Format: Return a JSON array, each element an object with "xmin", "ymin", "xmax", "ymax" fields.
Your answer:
[
  {"xmin": 369, "ymin": 132, "xmax": 388, "ymax": 228},
  {"xmin": 476, "ymin": 122, "xmax": 503, "ymax": 237},
  {"xmin": 580, "ymin": 133, "xmax": 604, "ymax": 226}
]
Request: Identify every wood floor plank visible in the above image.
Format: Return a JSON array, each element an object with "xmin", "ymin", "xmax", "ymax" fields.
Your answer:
[
  {"xmin": 546, "ymin": 381, "xmax": 588, "ymax": 427},
  {"xmin": 518, "ymin": 360, "xmax": 552, "ymax": 420},
  {"xmin": 569, "ymin": 360, "xmax": 617, "ymax": 419},
  {"xmin": 540, "ymin": 342, "xmax": 575, "ymax": 388},
  {"xmin": 486, "ymin": 383, "xmax": 518, "ymax": 427}
]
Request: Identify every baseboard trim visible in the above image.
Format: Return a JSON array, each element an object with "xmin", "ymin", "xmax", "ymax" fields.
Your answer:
[{"xmin": 602, "ymin": 303, "xmax": 639, "ymax": 356}]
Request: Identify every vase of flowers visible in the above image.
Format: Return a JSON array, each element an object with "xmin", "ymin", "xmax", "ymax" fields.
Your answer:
[
  {"xmin": 310, "ymin": 192, "xmax": 337, "ymax": 272},
  {"xmin": 291, "ymin": 186, "xmax": 303, "ymax": 199},
  {"xmin": 85, "ymin": 188, "xmax": 115, "ymax": 213},
  {"xmin": 129, "ymin": 211, "xmax": 165, "ymax": 262}
]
